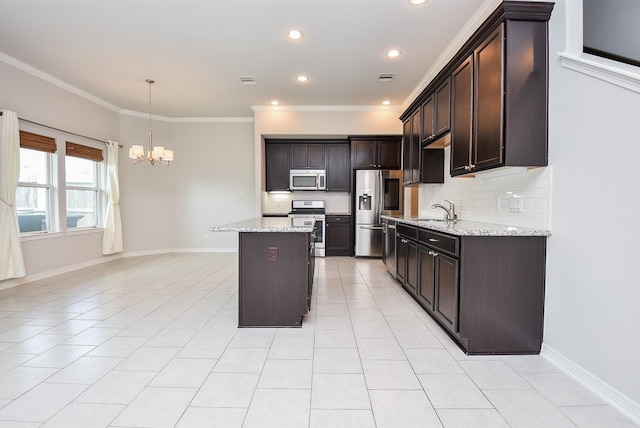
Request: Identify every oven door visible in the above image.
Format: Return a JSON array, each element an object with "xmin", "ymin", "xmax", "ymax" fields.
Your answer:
[{"xmin": 291, "ymin": 216, "xmax": 325, "ymax": 257}]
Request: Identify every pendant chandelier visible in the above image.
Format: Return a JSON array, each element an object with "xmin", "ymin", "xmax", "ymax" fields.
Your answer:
[{"xmin": 129, "ymin": 79, "xmax": 174, "ymax": 166}]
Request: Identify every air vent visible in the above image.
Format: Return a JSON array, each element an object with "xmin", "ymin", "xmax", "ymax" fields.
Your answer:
[
  {"xmin": 238, "ymin": 76, "xmax": 257, "ymax": 85},
  {"xmin": 377, "ymin": 73, "xmax": 396, "ymax": 82}
]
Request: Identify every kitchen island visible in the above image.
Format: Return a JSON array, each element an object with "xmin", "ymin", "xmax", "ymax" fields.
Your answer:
[
  {"xmin": 382, "ymin": 215, "xmax": 551, "ymax": 355},
  {"xmin": 210, "ymin": 218, "xmax": 314, "ymax": 327}
]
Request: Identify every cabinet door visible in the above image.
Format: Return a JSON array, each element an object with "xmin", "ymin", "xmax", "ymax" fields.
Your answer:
[
  {"xmin": 410, "ymin": 110, "xmax": 421, "ymax": 183},
  {"xmin": 434, "ymin": 78, "xmax": 451, "ymax": 136},
  {"xmin": 434, "ymin": 253, "xmax": 459, "ymax": 333},
  {"xmin": 326, "ymin": 143, "xmax": 350, "ymax": 191},
  {"xmin": 450, "ymin": 56, "xmax": 473, "ymax": 176},
  {"xmin": 265, "ymin": 143, "xmax": 290, "ymax": 191},
  {"xmin": 421, "ymin": 95, "xmax": 435, "ymax": 144},
  {"xmin": 352, "ymin": 140, "xmax": 377, "ymax": 169},
  {"xmin": 307, "ymin": 144, "xmax": 326, "ymax": 169},
  {"xmin": 326, "ymin": 216, "xmax": 351, "ymax": 256},
  {"xmin": 396, "ymin": 236, "xmax": 408, "ymax": 283},
  {"xmin": 378, "ymin": 139, "xmax": 401, "ymax": 169},
  {"xmin": 290, "ymin": 144, "xmax": 326, "ymax": 169},
  {"xmin": 418, "ymin": 245, "xmax": 435, "ymax": 309},
  {"xmin": 474, "ymin": 25, "xmax": 504, "ymax": 171},
  {"xmin": 406, "ymin": 240, "xmax": 418, "ymax": 294},
  {"xmin": 402, "ymin": 120, "xmax": 412, "ymax": 184},
  {"xmin": 290, "ymin": 144, "xmax": 308, "ymax": 169}
]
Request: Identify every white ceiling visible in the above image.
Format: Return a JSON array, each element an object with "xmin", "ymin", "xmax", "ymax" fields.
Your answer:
[{"xmin": 0, "ymin": 0, "xmax": 491, "ymax": 118}]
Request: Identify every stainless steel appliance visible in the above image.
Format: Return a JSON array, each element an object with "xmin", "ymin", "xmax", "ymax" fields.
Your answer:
[
  {"xmin": 383, "ymin": 218, "xmax": 397, "ymax": 277},
  {"xmin": 289, "ymin": 169, "xmax": 326, "ymax": 191},
  {"xmin": 289, "ymin": 200, "xmax": 326, "ymax": 257},
  {"xmin": 354, "ymin": 170, "xmax": 402, "ymax": 257}
]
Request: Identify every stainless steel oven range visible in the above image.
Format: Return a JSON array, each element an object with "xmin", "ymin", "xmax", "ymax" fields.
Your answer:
[{"xmin": 289, "ymin": 200, "xmax": 326, "ymax": 257}]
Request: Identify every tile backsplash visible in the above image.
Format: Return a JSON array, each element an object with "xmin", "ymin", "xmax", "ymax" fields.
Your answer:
[
  {"xmin": 419, "ymin": 147, "xmax": 551, "ymax": 230},
  {"xmin": 262, "ymin": 191, "xmax": 351, "ymax": 215}
]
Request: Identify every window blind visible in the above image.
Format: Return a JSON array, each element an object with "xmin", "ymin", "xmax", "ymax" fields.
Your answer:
[
  {"xmin": 65, "ymin": 141, "xmax": 104, "ymax": 162},
  {"xmin": 19, "ymin": 130, "xmax": 57, "ymax": 153}
]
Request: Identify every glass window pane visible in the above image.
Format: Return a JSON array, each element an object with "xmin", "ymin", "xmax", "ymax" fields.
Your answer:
[
  {"xmin": 66, "ymin": 156, "xmax": 97, "ymax": 187},
  {"xmin": 66, "ymin": 189, "xmax": 97, "ymax": 228},
  {"xmin": 19, "ymin": 148, "xmax": 49, "ymax": 185},
  {"xmin": 16, "ymin": 187, "xmax": 50, "ymax": 232}
]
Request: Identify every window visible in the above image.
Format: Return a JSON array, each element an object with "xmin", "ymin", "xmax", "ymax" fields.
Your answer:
[
  {"xmin": 16, "ymin": 131, "xmax": 55, "ymax": 234},
  {"xmin": 583, "ymin": 0, "xmax": 640, "ymax": 68},
  {"xmin": 65, "ymin": 142, "xmax": 104, "ymax": 229}
]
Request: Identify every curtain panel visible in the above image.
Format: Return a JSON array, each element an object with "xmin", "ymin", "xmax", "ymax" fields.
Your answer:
[
  {"xmin": 102, "ymin": 140, "xmax": 123, "ymax": 255},
  {"xmin": 0, "ymin": 110, "xmax": 26, "ymax": 280}
]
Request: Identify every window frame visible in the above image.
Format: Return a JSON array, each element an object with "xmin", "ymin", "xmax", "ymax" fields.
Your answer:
[
  {"xmin": 558, "ymin": 0, "xmax": 640, "ymax": 94},
  {"xmin": 65, "ymin": 155, "xmax": 103, "ymax": 230},
  {"xmin": 16, "ymin": 147, "xmax": 55, "ymax": 235},
  {"xmin": 16, "ymin": 125, "xmax": 107, "ymax": 239}
]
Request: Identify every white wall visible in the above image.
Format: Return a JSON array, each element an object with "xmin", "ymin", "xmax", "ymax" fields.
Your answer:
[
  {"xmin": 0, "ymin": 59, "xmax": 121, "ymax": 283},
  {"xmin": 543, "ymin": 0, "xmax": 640, "ymax": 414}
]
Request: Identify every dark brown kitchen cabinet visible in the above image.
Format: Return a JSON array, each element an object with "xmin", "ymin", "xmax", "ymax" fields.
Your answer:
[
  {"xmin": 421, "ymin": 148, "xmax": 445, "ymax": 184},
  {"xmin": 421, "ymin": 78, "xmax": 451, "ymax": 145},
  {"xmin": 325, "ymin": 215, "xmax": 351, "ymax": 256},
  {"xmin": 239, "ymin": 231, "xmax": 312, "ymax": 327},
  {"xmin": 265, "ymin": 142, "xmax": 290, "ymax": 191},
  {"xmin": 325, "ymin": 143, "xmax": 350, "ymax": 192},
  {"xmin": 350, "ymin": 136, "xmax": 401, "ymax": 170},
  {"xmin": 396, "ymin": 224, "xmax": 419, "ymax": 293},
  {"xmin": 400, "ymin": 2, "xmax": 553, "ymax": 178},
  {"xmin": 402, "ymin": 110, "xmax": 421, "ymax": 186},
  {"xmin": 450, "ymin": 56, "xmax": 474, "ymax": 176},
  {"xmin": 451, "ymin": 16, "xmax": 550, "ymax": 176},
  {"xmin": 290, "ymin": 143, "xmax": 325, "ymax": 170},
  {"xmin": 391, "ymin": 219, "xmax": 547, "ymax": 355}
]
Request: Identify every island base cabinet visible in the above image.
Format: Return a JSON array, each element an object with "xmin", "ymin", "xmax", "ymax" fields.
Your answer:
[{"xmin": 238, "ymin": 232, "xmax": 311, "ymax": 327}]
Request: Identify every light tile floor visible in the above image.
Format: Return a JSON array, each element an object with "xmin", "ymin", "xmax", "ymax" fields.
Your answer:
[{"xmin": 0, "ymin": 253, "xmax": 637, "ymax": 428}]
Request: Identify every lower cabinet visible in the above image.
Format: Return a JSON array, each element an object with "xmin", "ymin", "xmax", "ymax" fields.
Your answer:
[
  {"xmin": 325, "ymin": 215, "xmax": 352, "ymax": 256},
  {"xmin": 393, "ymin": 221, "xmax": 546, "ymax": 355}
]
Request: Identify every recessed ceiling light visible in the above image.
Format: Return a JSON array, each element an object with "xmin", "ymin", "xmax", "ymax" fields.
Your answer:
[
  {"xmin": 287, "ymin": 30, "xmax": 303, "ymax": 40},
  {"xmin": 382, "ymin": 100, "xmax": 391, "ymax": 106},
  {"xmin": 409, "ymin": 0, "xmax": 427, "ymax": 4},
  {"xmin": 297, "ymin": 75, "xmax": 309, "ymax": 82},
  {"xmin": 386, "ymin": 49, "xmax": 401, "ymax": 58},
  {"xmin": 271, "ymin": 100, "xmax": 279, "ymax": 106}
]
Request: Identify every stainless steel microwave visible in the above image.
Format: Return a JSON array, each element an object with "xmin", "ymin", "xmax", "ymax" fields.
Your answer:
[{"xmin": 290, "ymin": 169, "xmax": 326, "ymax": 191}]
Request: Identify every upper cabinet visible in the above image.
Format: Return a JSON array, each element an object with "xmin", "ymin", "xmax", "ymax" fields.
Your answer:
[
  {"xmin": 325, "ymin": 143, "xmax": 351, "ymax": 192},
  {"xmin": 402, "ymin": 111, "xmax": 421, "ymax": 186},
  {"xmin": 350, "ymin": 136, "xmax": 401, "ymax": 170},
  {"xmin": 265, "ymin": 142, "xmax": 291, "ymax": 191},
  {"xmin": 400, "ymin": 1, "xmax": 554, "ymax": 178},
  {"xmin": 290, "ymin": 143, "xmax": 325, "ymax": 170},
  {"xmin": 265, "ymin": 139, "xmax": 350, "ymax": 192},
  {"xmin": 422, "ymin": 78, "xmax": 451, "ymax": 145}
]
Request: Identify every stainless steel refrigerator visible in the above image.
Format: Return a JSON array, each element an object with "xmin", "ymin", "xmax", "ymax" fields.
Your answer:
[{"xmin": 354, "ymin": 169, "xmax": 403, "ymax": 257}]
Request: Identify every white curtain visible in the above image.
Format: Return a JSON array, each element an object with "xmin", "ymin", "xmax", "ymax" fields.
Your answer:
[
  {"xmin": 0, "ymin": 110, "xmax": 26, "ymax": 280},
  {"xmin": 102, "ymin": 140, "xmax": 123, "ymax": 255}
]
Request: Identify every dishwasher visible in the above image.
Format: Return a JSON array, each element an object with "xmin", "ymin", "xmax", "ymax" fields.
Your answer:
[{"xmin": 383, "ymin": 219, "xmax": 397, "ymax": 278}]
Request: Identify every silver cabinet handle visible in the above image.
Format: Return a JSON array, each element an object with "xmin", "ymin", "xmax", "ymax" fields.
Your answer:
[
  {"xmin": 428, "ymin": 250, "xmax": 438, "ymax": 257},
  {"xmin": 429, "ymin": 238, "xmax": 439, "ymax": 242}
]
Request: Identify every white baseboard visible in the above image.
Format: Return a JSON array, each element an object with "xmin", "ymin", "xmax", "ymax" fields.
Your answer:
[
  {"xmin": 541, "ymin": 344, "xmax": 640, "ymax": 425},
  {"xmin": 0, "ymin": 249, "xmax": 238, "ymax": 291}
]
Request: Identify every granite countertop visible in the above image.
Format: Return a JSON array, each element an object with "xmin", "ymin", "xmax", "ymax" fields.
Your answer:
[
  {"xmin": 209, "ymin": 217, "xmax": 313, "ymax": 233},
  {"xmin": 382, "ymin": 215, "xmax": 551, "ymax": 237}
]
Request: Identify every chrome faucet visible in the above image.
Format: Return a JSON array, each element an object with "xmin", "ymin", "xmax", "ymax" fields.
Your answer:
[{"xmin": 431, "ymin": 200, "xmax": 458, "ymax": 222}]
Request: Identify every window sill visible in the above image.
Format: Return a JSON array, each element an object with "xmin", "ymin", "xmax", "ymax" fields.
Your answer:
[
  {"xmin": 558, "ymin": 52, "xmax": 640, "ymax": 94},
  {"xmin": 21, "ymin": 227, "xmax": 104, "ymax": 242}
]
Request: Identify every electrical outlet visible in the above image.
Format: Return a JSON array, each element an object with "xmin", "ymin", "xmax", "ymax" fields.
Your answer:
[
  {"xmin": 508, "ymin": 196, "xmax": 523, "ymax": 213},
  {"xmin": 268, "ymin": 247, "xmax": 279, "ymax": 262}
]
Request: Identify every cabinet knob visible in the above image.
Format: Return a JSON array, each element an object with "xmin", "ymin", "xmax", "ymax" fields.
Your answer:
[{"xmin": 428, "ymin": 250, "xmax": 438, "ymax": 257}]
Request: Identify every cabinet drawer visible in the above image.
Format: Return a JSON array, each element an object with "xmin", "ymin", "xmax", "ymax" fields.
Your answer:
[
  {"xmin": 327, "ymin": 215, "xmax": 350, "ymax": 223},
  {"xmin": 419, "ymin": 229, "xmax": 459, "ymax": 257},
  {"xmin": 397, "ymin": 224, "xmax": 418, "ymax": 241}
]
